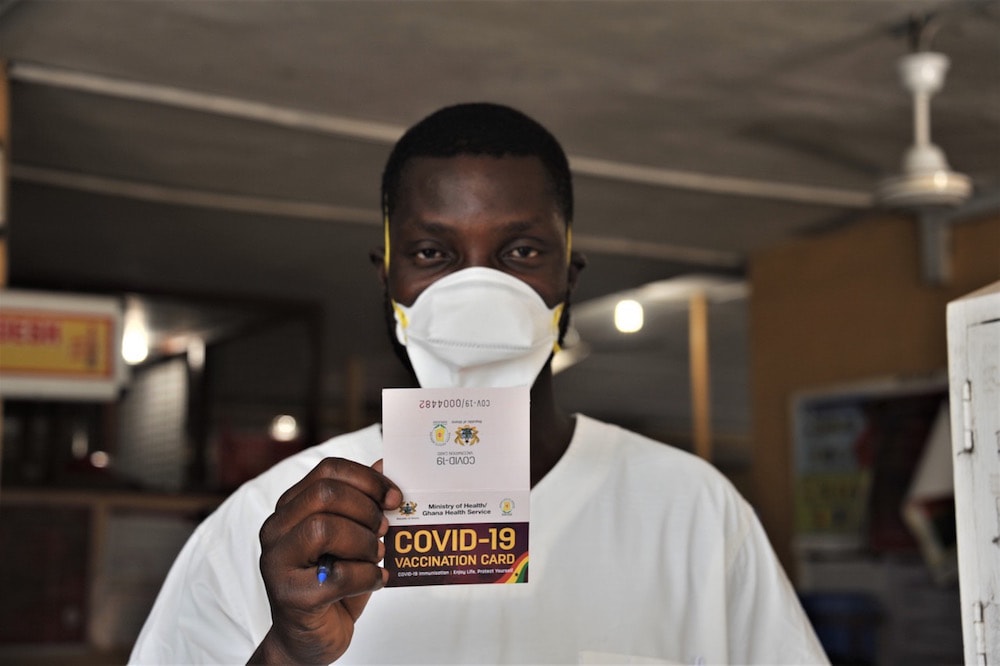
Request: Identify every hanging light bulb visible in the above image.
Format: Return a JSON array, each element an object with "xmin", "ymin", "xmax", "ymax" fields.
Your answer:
[
  {"xmin": 122, "ymin": 315, "xmax": 149, "ymax": 364},
  {"xmin": 270, "ymin": 415, "xmax": 300, "ymax": 442},
  {"xmin": 614, "ymin": 299, "xmax": 644, "ymax": 333}
]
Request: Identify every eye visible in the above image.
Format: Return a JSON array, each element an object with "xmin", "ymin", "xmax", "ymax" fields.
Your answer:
[
  {"xmin": 413, "ymin": 246, "xmax": 448, "ymax": 263},
  {"xmin": 506, "ymin": 246, "xmax": 540, "ymax": 260}
]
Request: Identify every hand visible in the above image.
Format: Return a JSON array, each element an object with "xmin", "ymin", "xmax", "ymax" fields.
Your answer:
[{"xmin": 249, "ymin": 458, "xmax": 402, "ymax": 665}]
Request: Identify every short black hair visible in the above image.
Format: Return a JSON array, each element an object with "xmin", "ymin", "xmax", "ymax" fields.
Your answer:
[{"xmin": 381, "ymin": 102, "xmax": 573, "ymax": 225}]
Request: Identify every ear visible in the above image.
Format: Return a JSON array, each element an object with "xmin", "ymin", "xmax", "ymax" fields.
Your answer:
[
  {"xmin": 370, "ymin": 246, "xmax": 387, "ymax": 287},
  {"xmin": 567, "ymin": 250, "xmax": 587, "ymax": 295}
]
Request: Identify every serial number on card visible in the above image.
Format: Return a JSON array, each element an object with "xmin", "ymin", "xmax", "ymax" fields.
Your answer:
[{"xmin": 418, "ymin": 398, "xmax": 491, "ymax": 409}]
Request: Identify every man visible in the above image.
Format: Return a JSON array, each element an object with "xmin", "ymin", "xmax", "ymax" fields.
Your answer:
[{"xmin": 131, "ymin": 103, "xmax": 827, "ymax": 665}]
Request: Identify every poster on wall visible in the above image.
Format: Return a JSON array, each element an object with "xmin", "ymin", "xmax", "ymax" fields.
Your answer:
[
  {"xmin": 0, "ymin": 289, "xmax": 125, "ymax": 401},
  {"xmin": 791, "ymin": 375, "xmax": 949, "ymax": 554}
]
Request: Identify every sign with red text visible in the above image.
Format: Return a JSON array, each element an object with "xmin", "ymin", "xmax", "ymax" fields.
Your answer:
[
  {"xmin": 0, "ymin": 289, "xmax": 124, "ymax": 400},
  {"xmin": 382, "ymin": 386, "xmax": 530, "ymax": 586}
]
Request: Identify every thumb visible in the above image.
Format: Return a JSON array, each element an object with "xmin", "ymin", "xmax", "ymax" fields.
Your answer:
[{"xmin": 341, "ymin": 586, "xmax": 380, "ymax": 623}]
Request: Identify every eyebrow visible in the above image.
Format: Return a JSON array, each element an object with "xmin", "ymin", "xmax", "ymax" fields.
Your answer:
[
  {"xmin": 401, "ymin": 217, "xmax": 554, "ymax": 237},
  {"xmin": 402, "ymin": 218, "xmax": 454, "ymax": 236}
]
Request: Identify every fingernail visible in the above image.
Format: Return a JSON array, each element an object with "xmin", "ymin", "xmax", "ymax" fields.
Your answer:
[
  {"xmin": 385, "ymin": 487, "xmax": 403, "ymax": 508},
  {"xmin": 377, "ymin": 541, "xmax": 386, "ymax": 560},
  {"xmin": 378, "ymin": 515, "xmax": 389, "ymax": 537}
]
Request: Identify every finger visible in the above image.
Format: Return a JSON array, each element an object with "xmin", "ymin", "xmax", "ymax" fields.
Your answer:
[
  {"xmin": 270, "ymin": 513, "xmax": 384, "ymax": 566},
  {"xmin": 371, "ymin": 458, "xmax": 402, "ymax": 509},
  {"xmin": 260, "ymin": 518, "xmax": 383, "ymax": 608},
  {"xmin": 316, "ymin": 559, "xmax": 386, "ymax": 604},
  {"xmin": 268, "ymin": 557, "xmax": 386, "ymax": 611},
  {"xmin": 261, "ymin": 480, "xmax": 387, "ymax": 550},
  {"xmin": 276, "ymin": 457, "xmax": 400, "ymax": 511},
  {"xmin": 275, "ymin": 457, "xmax": 396, "ymax": 508},
  {"xmin": 340, "ymin": 567, "xmax": 390, "ymax": 622},
  {"xmin": 342, "ymin": 590, "xmax": 375, "ymax": 623}
]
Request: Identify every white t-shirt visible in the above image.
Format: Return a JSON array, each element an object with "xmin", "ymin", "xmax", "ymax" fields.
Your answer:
[{"xmin": 130, "ymin": 415, "xmax": 828, "ymax": 665}]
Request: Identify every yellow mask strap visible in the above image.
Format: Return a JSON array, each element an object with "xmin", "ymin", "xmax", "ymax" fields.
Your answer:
[
  {"xmin": 392, "ymin": 300, "xmax": 408, "ymax": 333},
  {"xmin": 555, "ymin": 226, "xmax": 572, "ymax": 351},
  {"xmin": 383, "ymin": 203, "xmax": 391, "ymax": 272},
  {"xmin": 551, "ymin": 303, "xmax": 565, "ymax": 353}
]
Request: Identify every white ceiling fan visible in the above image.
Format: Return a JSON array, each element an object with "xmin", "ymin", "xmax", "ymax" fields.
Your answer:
[{"xmin": 875, "ymin": 15, "xmax": 973, "ymax": 209}]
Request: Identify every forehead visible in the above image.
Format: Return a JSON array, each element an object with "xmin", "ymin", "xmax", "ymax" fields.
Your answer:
[{"xmin": 394, "ymin": 155, "xmax": 560, "ymax": 221}]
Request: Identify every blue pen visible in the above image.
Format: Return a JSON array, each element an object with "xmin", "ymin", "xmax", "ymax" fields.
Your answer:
[{"xmin": 317, "ymin": 554, "xmax": 336, "ymax": 584}]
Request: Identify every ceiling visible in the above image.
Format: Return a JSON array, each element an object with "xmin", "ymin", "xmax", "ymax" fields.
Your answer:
[{"xmin": 1, "ymin": 1, "xmax": 998, "ymax": 448}]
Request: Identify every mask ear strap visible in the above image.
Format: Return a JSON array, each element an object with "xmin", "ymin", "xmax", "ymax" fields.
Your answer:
[
  {"xmin": 384, "ymin": 199, "xmax": 409, "ymax": 340},
  {"xmin": 551, "ymin": 303, "xmax": 565, "ymax": 353},
  {"xmin": 383, "ymin": 196, "xmax": 391, "ymax": 273},
  {"xmin": 392, "ymin": 302, "xmax": 409, "ymax": 340}
]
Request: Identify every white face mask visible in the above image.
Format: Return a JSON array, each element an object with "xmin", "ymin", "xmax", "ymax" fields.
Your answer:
[{"xmin": 393, "ymin": 267, "xmax": 564, "ymax": 388}]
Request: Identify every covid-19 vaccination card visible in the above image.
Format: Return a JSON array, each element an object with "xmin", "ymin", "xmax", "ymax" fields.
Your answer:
[{"xmin": 381, "ymin": 386, "xmax": 530, "ymax": 586}]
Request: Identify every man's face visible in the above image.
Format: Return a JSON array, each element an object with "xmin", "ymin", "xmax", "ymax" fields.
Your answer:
[{"xmin": 383, "ymin": 154, "xmax": 573, "ymax": 308}]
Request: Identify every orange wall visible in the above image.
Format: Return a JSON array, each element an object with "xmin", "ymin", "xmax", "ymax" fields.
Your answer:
[{"xmin": 749, "ymin": 212, "xmax": 1000, "ymax": 574}]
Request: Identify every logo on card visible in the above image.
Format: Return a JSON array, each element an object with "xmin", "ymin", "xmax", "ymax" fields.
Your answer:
[
  {"xmin": 398, "ymin": 500, "xmax": 418, "ymax": 516},
  {"xmin": 500, "ymin": 498, "xmax": 515, "ymax": 516},
  {"xmin": 454, "ymin": 425, "xmax": 480, "ymax": 446},
  {"xmin": 430, "ymin": 422, "xmax": 449, "ymax": 445}
]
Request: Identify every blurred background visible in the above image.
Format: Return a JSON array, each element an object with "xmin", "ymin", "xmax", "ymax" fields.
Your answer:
[{"xmin": 0, "ymin": 1, "xmax": 997, "ymax": 663}]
